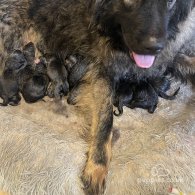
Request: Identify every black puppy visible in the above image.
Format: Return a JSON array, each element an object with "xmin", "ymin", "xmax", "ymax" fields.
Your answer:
[
  {"xmin": 113, "ymin": 80, "xmax": 133, "ymax": 116},
  {"xmin": 0, "ymin": 75, "xmax": 21, "ymax": 106},
  {"xmin": 0, "ymin": 42, "xmax": 50, "ymax": 105},
  {"xmin": 114, "ymin": 76, "xmax": 180, "ymax": 116},
  {"xmin": 41, "ymin": 54, "xmax": 69, "ymax": 99},
  {"xmin": 13, "ymin": 42, "xmax": 49, "ymax": 103},
  {"xmin": 113, "ymin": 80, "xmax": 158, "ymax": 115},
  {"xmin": 65, "ymin": 55, "xmax": 89, "ymax": 105},
  {"xmin": 20, "ymin": 58, "xmax": 49, "ymax": 103},
  {"xmin": 129, "ymin": 81, "xmax": 158, "ymax": 114},
  {"xmin": 0, "ymin": 50, "xmax": 27, "ymax": 106},
  {"xmin": 36, "ymin": 40, "xmax": 70, "ymax": 99}
]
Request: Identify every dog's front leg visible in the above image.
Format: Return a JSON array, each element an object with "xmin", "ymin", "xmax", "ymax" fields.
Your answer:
[{"xmin": 69, "ymin": 72, "xmax": 113, "ymax": 195}]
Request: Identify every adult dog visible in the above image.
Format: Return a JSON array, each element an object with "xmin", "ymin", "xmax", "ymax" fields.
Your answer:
[{"xmin": 0, "ymin": 0, "xmax": 195, "ymax": 194}]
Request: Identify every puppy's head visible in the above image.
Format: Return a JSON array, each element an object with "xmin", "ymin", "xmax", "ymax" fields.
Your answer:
[
  {"xmin": 95, "ymin": 0, "xmax": 194, "ymax": 68},
  {"xmin": 21, "ymin": 74, "xmax": 49, "ymax": 103},
  {"xmin": 4, "ymin": 50, "xmax": 27, "ymax": 74}
]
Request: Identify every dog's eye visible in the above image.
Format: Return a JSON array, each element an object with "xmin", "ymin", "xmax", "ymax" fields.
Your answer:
[{"xmin": 167, "ymin": 0, "xmax": 176, "ymax": 10}]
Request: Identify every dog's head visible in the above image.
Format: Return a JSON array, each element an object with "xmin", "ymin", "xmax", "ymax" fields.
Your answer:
[{"xmin": 94, "ymin": 0, "xmax": 194, "ymax": 68}]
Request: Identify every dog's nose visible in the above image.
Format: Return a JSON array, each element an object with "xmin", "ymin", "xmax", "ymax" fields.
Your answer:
[{"xmin": 142, "ymin": 37, "xmax": 165, "ymax": 54}]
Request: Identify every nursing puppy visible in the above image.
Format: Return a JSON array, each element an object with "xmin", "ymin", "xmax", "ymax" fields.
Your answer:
[
  {"xmin": 21, "ymin": 58, "xmax": 49, "ymax": 103},
  {"xmin": 113, "ymin": 76, "xmax": 180, "ymax": 116},
  {"xmin": 0, "ymin": 75, "xmax": 21, "ymax": 106},
  {"xmin": 0, "ymin": 50, "xmax": 26, "ymax": 106},
  {"xmin": 1, "ymin": 0, "xmax": 195, "ymax": 194},
  {"xmin": 0, "ymin": 42, "xmax": 49, "ymax": 105},
  {"xmin": 15, "ymin": 42, "xmax": 49, "ymax": 103},
  {"xmin": 41, "ymin": 54, "xmax": 69, "ymax": 99}
]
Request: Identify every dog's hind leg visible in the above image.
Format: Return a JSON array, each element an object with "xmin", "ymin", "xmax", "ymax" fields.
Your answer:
[{"xmin": 72, "ymin": 71, "xmax": 113, "ymax": 195}]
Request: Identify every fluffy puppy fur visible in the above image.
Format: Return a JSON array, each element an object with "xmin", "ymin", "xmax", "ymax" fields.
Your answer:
[
  {"xmin": 21, "ymin": 59, "xmax": 49, "ymax": 103},
  {"xmin": 0, "ymin": 42, "xmax": 49, "ymax": 105},
  {"xmin": 35, "ymin": 41, "xmax": 70, "ymax": 99},
  {"xmin": 0, "ymin": 75, "xmax": 21, "ymax": 106},
  {"xmin": 0, "ymin": 0, "xmax": 195, "ymax": 194},
  {"xmin": 113, "ymin": 76, "xmax": 180, "ymax": 116},
  {"xmin": 0, "ymin": 50, "xmax": 26, "ymax": 106},
  {"xmin": 113, "ymin": 79, "xmax": 134, "ymax": 116},
  {"xmin": 18, "ymin": 43, "xmax": 50, "ymax": 103},
  {"xmin": 67, "ymin": 55, "xmax": 89, "ymax": 90},
  {"xmin": 40, "ymin": 54, "xmax": 69, "ymax": 99},
  {"xmin": 129, "ymin": 81, "xmax": 158, "ymax": 113}
]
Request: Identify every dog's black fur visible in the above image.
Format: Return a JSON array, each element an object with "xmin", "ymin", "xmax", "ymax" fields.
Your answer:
[{"xmin": 1, "ymin": 0, "xmax": 195, "ymax": 194}]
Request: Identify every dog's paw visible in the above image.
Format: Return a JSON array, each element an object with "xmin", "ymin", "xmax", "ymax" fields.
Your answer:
[{"xmin": 81, "ymin": 161, "xmax": 107, "ymax": 195}]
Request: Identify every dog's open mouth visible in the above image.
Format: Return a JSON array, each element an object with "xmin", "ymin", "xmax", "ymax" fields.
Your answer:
[{"xmin": 130, "ymin": 52, "xmax": 156, "ymax": 69}]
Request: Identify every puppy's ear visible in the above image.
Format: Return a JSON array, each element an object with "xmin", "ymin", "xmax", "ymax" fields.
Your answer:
[{"xmin": 23, "ymin": 42, "xmax": 36, "ymax": 63}]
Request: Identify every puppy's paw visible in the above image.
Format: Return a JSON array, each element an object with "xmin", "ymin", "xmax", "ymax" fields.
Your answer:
[
  {"xmin": 148, "ymin": 104, "xmax": 157, "ymax": 113},
  {"xmin": 47, "ymin": 81, "xmax": 69, "ymax": 98},
  {"xmin": 176, "ymin": 53, "xmax": 194, "ymax": 64},
  {"xmin": 81, "ymin": 161, "xmax": 107, "ymax": 195},
  {"xmin": 9, "ymin": 95, "xmax": 21, "ymax": 106}
]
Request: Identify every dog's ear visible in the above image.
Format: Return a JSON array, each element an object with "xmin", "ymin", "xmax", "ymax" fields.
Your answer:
[{"xmin": 23, "ymin": 42, "xmax": 35, "ymax": 64}]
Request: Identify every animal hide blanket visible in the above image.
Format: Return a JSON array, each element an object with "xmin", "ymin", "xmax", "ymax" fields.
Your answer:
[{"xmin": 0, "ymin": 83, "xmax": 195, "ymax": 195}]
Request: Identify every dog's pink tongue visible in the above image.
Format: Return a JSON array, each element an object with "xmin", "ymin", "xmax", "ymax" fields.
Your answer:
[{"xmin": 132, "ymin": 52, "xmax": 155, "ymax": 68}]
